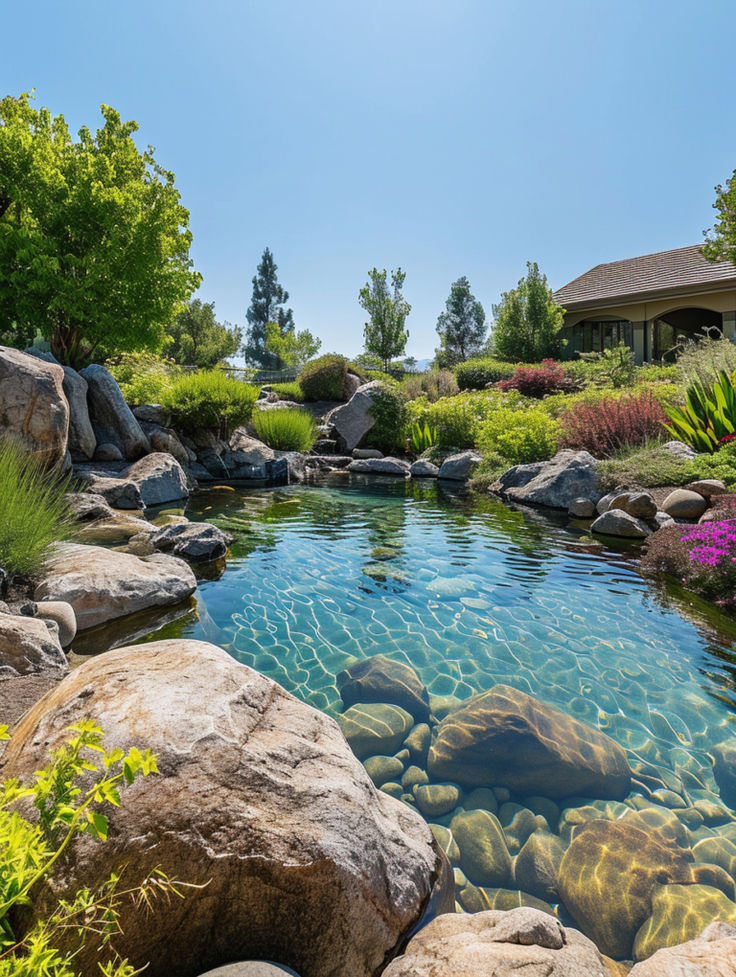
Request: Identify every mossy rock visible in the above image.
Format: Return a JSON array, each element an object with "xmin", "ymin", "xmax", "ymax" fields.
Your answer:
[
  {"xmin": 458, "ymin": 883, "xmax": 555, "ymax": 917},
  {"xmin": 370, "ymin": 546, "xmax": 400, "ymax": 561},
  {"xmin": 514, "ymin": 831, "xmax": 566, "ymax": 902},
  {"xmin": 401, "ymin": 765, "xmax": 429, "ymax": 791},
  {"xmin": 414, "ymin": 784, "xmax": 460, "ymax": 819},
  {"xmin": 693, "ymin": 835, "xmax": 736, "ymax": 877},
  {"xmin": 464, "ymin": 787, "xmax": 498, "ymax": 815},
  {"xmin": 337, "ymin": 703, "xmax": 414, "ymax": 760},
  {"xmin": 338, "ymin": 654, "xmax": 430, "ymax": 722},
  {"xmin": 633, "ymin": 883, "xmax": 736, "ymax": 960},
  {"xmin": 429, "ymin": 823, "xmax": 460, "ymax": 864},
  {"xmin": 403, "ymin": 723, "xmax": 431, "ymax": 764},
  {"xmin": 450, "ymin": 809, "xmax": 513, "ymax": 888},
  {"xmin": 363, "ymin": 755, "xmax": 404, "ymax": 788}
]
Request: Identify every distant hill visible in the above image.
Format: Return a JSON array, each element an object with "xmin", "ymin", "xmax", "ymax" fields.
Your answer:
[{"xmin": 405, "ymin": 357, "xmax": 433, "ymax": 372}]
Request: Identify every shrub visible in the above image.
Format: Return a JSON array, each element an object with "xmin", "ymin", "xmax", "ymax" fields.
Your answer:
[
  {"xmin": 498, "ymin": 359, "xmax": 578, "ymax": 398},
  {"xmin": 251, "ymin": 408, "xmax": 317, "ymax": 451},
  {"xmin": 573, "ymin": 344, "xmax": 638, "ymax": 388},
  {"xmin": 559, "ymin": 391, "xmax": 667, "ymax": 457},
  {"xmin": 455, "ymin": 357, "xmax": 517, "ymax": 390},
  {"xmin": 364, "ymin": 384, "xmax": 410, "ymax": 453},
  {"xmin": 162, "ymin": 371, "xmax": 259, "ymax": 437},
  {"xmin": 683, "ymin": 440, "xmax": 736, "ymax": 487},
  {"xmin": 642, "ymin": 520, "xmax": 736, "ymax": 610},
  {"xmin": 270, "ymin": 381, "xmax": 304, "ymax": 402},
  {"xmin": 664, "ymin": 370, "xmax": 736, "ymax": 453},
  {"xmin": 477, "ymin": 408, "xmax": 560, "ymax": 464},
  {"xmin": 0, "ymin": 440, "xmax": 72, "ymax": 577},
  {"xmin": 677, "ymin": 332, "xmax": 736, "ymax": 387},
  {"xmin": 107, "ymin": 351, "xmax": 181, "ymax": 406},
  {"xmin": 400, "ymin": 370, "xmax": 458, "ymax": 402},
  {"xmin": 299, "ymin": 354, "xmax": 349, "ymax": 401},
  {"xmin": 407, "ymin": 391, "xmax": 515, "ymax": 449}
]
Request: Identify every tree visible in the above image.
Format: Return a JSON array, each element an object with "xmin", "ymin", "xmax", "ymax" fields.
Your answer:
[
  {"xmin": 243, "ymin": 247, "xmax": 295, "ymax": 368},
  {"xmin": 166, "ymin": 298, "xmax": 242, "ymax": 368},
  {"xmin": 491, "ymin": 262, "xmax": 565, "ymax": 362},
  {"xmin": 0, "ymin": 93, "xmax": 200, "ymax": 367},
  {"xmin": 704, "ymin": 168, "xmax": 736, "ymax": 266},
  {"xmin": 435, "ymin": 276, "xmax": 486, "ymax": 365},
  {"xmin": 265, "ymin": 321, "xmax": 321, "ymax": 371},
  {"xmin": 359, "ymin": 267, "xmax": 411, "ymax": 372}
]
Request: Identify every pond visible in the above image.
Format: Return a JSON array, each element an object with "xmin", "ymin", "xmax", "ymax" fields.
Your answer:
[{"xmin": 139, "ymin": 474, "xmax": 736, "ymax": 962}]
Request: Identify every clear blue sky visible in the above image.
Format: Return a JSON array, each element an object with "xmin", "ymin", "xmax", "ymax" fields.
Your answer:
[{"xmin": 3, "ymin": 0, "xmax": 735, "ymax": 359}]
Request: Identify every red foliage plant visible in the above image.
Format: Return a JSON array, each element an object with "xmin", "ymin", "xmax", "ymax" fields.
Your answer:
[
  {"xmin": 497, "ymin": 359, "xmax": 578, "ymax": 399},
  {"xmin": 559, "ymin": 390, "xmax": 667, "ymax": 457}
]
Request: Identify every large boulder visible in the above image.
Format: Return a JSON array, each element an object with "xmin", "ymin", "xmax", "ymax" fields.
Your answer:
[
  {"xmin": 382, "ymin": 908, "xmax": 613, "ymax": 977},
  {"xmin": 327, "ymin": 380, "xmax": 385, "ymax": 452},
  {"xmin": 498, "ymin": 450, "xmax": 601, "ymax": 510},
  {"xmin": 591, "ymin": 509, "xmax": 653, "ymax": 538},
  {"xmin": 79, "ymin": 364, "xmax": 150, "ymax": 460},
  {"xmin": 427, "ymin": 684, "xmax": 631, "ymax": 799},
  {"xmin": 122, "ymin": 453, "xmax": 190, "ymax": 507},
  {"xmin": 633, "ymin": 883, "xmax": 736, "ymax": 960},
  {"xmin": 224, "ymin": 431, "xmax": 275, "ymax": 478},
  {"xmin": 2, "ymin": 641, "xmax": 453, "ymax": 977},
  {"xmin": 0, "ymin": 346, "xmax": 69, "ymax": 467},
  {"xmin": 628, "ymin": 921, "xmax": 736, "ymax": 976},
  {"xmin": 338, "ymin": 654, "xmax": 430, "ymax": 722},
  {"xmin": 662, "ymin": 489, "xmax": 708, "ymax": 520},
  {"xmin": 438, "ymin": 451, "xmax": 483, "ymax": 481},
  {"xmin": 61, "ymin": 366, "xmax": 96, "ymax": 459},
  {"xmin": 150, "ymin": 522, "xmax": 232, "ymax": 562},
  {"xmin": 0, "ymin": 613, "xmax": 67, "ymax": 676},
  {"xmin": 34, "ymin": 542, "xmax": 196, "ymax": 630}
]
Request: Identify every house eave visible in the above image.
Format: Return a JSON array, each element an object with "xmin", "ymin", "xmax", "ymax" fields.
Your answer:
[{"xmin": 558, "ymin": 279, "xmax": 736, "ymax": 315}]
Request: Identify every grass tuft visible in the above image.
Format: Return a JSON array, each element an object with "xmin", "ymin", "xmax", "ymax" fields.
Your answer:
[{"xmin": 252, "ymin": 408, "xmax": 318, "ymax": 452}]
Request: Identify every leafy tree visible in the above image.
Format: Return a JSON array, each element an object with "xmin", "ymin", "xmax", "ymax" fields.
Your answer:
[
  {"xmin": 0, "ymin": 93, "xmax": 199, "ymax": 368},
  {"xmin": 435, "ymin": 276, "xmax": 486, "ymax": 365},
  {"xmin": 166, "ymin": 298, "xmax": 242, "ymax": 368},
  {"xmin": 265, "ymin": 321, "xmax": 321, "ymax": 371},
  {"xmin": 243, "ymin": 247, "xmax": 295, "ymax": 368},
  {"xmin": 491, "ymin": 262, "xmax": 565, "ymax": 362},
  {"xmin": 704, "ymin": 167, "xmax": 736, "ymax": 266},
  {"xmin": 359, "ymin": 268, "xmax": 411, "ymax": 372}
]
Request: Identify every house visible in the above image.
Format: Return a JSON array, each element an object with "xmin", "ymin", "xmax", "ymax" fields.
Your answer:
[{"xmin": 554, "ymin": 245, "xmax": 736, "ymax": 363}]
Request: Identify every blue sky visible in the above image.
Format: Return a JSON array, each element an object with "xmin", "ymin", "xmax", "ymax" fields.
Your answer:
[{"xmin": 3, "ymin": 0, "xmax": 735, "ymax": 359}]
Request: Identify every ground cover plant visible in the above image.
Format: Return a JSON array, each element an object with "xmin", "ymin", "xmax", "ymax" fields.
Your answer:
[
  {"xmin": 642, "ymin": 519, "xmax": 736, "ymax": 610},
  {"xmin": 161, "ymin": 371, "xmax": 259, "ymax": 437},
  {"xmin": 406, "ymin": 391, "xmax": 513, "ymax": 449},
  {"xmin": 251, "ymin": 408, "xmax": 317, "ymax": 451},
  {"xmin": 269, "ymin": 381, "xmax": 305, "ymax": 402},
  {"xmin": 0, "ymin": 440, "xmax": 72, "ymax": 577},
  {"xmin": 596, "ymin": 442, "xmax": 693, "ymax": 491}
]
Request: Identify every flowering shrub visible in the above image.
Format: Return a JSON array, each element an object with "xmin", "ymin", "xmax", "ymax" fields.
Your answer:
[
  {"xmin": 642, "ymin": 520, "xmax": 736, "ymax": 608},
  {"xmin": 559, "ymin": 390, "xmax": 667, "ymax": 457},
  {"xmin": 498, "ymin": 359, "xmax": 578, "ymax": 398}
]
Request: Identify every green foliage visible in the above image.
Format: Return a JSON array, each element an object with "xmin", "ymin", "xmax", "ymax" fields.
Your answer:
[
  {"xmin": 409, "ymin": 421, "xmax": 438, "ymax": 454},
  {"xmin": 264, "ymin": 321, "xmax": 321, "ymax": 371},
  {"xmin": 455, "ymin": 357, "xmax": 517, "ymax": 390},
  {"xmin": 364, "ymin": 384, "xmax": 410, "ymax": 453},
  {"xmin": 270, "ymin": 381, "xmax": 304, "ymax": 402},
  {"xmin": 251, "ymin": 408, "xmax": 317, "ymax": 452},
  {"xmin": 166, "ymin": 299, "xmax": 242, "ymax": 369},
  {"xmin": 596, "ymin": 442, "xmax": 694, "ymax": 491},
  {"xmin": 477, "ymin": 408, "xmax": 560, "ymax": 464},
  {"xmin": 637, "ymin": 363, "xmax": 682, "ymax": 385},
  {"xmin": 575, "ymin": 343, "xmax": 637, "ymax": 388},
  {"xmin": 359, "ymin": 268, "xmax": 411, "ymax": 372},
  {"xmin": 435, "ymin": 276, "xmax": 486, "ymax": 365},
  {"xmin": 683, "ymin": 441, "xmax": 736, "ymax": 487},
  {"xmin": 106, "ymin": 352, "xmax": 180, "ymax": 406},
  {"xmin": 407, "ymin": 392, "xmax": 510, "ymax": 449},
  {"xmin": 664, "ymin": 370, "xmax": 736, "ymax": 453},
  {"xmin": 299, "ymin": 354, "xmax": 349, "ymax": 401},
  {"xmin": 0, "ymin": 93, "xmax": 199, "ymax": 368},
  {"xmin": 0, "ymin": 440, "xmax": 72, "ymax": 576},
  {"xmin": 162, "ymin": 371, "xmax": 259, "ymax": 437},
  {"xmin": 491, "ymin": 262, "xmax": 565, "ymax": 363},
  {"xmin": 243, "ymin": 248, "xmax": 294, "ymax": 369},
  {"xmin": 0, "ymin": 720, "xmax": 181, "ymax": 977},
  {"xmin": 400, "ymin": 370, "xmax": 458, "ymax": 402},
  {"xmin": 676, "ymin": 332, "xmax": 736, "ymax": 387},
  {"xmin": 703, "ymin": 167, "xmax": 736, "ymax": 266}
]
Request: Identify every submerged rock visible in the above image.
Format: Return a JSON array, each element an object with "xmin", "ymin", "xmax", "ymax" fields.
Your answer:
[
  {"xmin": 338, "ymin": 654, "xmax": 431, "ymax": 722},
  {"xmin": 337, "ymin": 702, "xmax": 414, "ymax": 759},
  {"xmin": 712, "ymin": 741, "xmax": 736, "ymax": 808},
  {"xmin": 628, "ymin": 921, "xmax": 736, "ymax": 976},
  {"xmin": 633, "ymin": 883, "xmax": 736, "ymax": 960},
  {"xmin": 450, "ymin": 809, "xmax": 513, "ymax": 888},
  {"xmin": 3, "ymin": 640, "xmax": 453, "ymax": 977},
  {"xmin": 427, "ymin": 684, "xmax": 631, "ymax": 799}
]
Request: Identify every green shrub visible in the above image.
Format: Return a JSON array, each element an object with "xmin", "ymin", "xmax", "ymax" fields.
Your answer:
[
  {"xmin": 407, "ymin": 391, "xmax": 514, "ymax": 449},
  {"xmin": 477, "ymin": 408, "xmax": 560, "ymax": 464},
  {"xmin": 455, "ymin": 357, "xmax": 517, "ymax": 390},
  {"xmin": 162, "ymin": 371, "xmax": 259, "ymax": 436},
  {"xmin": 637, "ymin": 363, "xmax": 681, "ymax": 385},
  {"xmin": 677, "ymin": 333, "xmax": 736, "ymax": 387},
  {"xmin": 107, "ymin": 351, "xmax": 181, "ymax": 406},
  {"xmin": 597, "ymin": 442, "xmax": 694, "ymax": 490},
  {"xmin": 364, "ymin": 384, "xmax": 410, "ymax": 452},
  {"xmin": 299, "ymin": 354, "xmax": 349, "ymax": 401},
  {"xmin": 400, "ymin": 369, "xmax": 458, "ymax": 402},
  {"xmin": 0, "ymin": 440, "xmax": 72, "ymax": 576},
  {"xmin": 252, "ymin": 408, "xmax": 317, "ymax": 451},
  {"xmin": 270, "ymin": 381, "xmax": 304, "ymax": 402},
  {"xmin": 683, "ymin": 440, "xmax": 736, "ymax": 487}
]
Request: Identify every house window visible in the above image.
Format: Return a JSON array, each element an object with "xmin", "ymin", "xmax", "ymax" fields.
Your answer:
[{"xmin": 579, "ymin": 320, "xmax": 633, "ymax": 354}]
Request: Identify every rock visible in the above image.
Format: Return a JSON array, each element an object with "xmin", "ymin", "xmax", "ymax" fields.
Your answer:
[
  {"xmin": 410, "ymin": 459, "xmax": 440, "ymax": 478},
  {"xmin": 226, "ymin": 430, "xmax": 275, "ymax": 476},
  {"xmin": 558, "ymin": 819, "xmax": 696, "ymax": 958},
  {"xmin": 150, "ymin": 522, "xmax": 231, "ymax": 562},
  {"xmin": 65, "ymin": 492, "xmax": 114, "ymax": 522},
  {"xmin": 596, "ymin": 489, "xmax": 623, "ymax": 515},
  {"xmin": 502, "ymin": 450, "xmax": 601, "ymax": 510},
  {"xmin": 429, "ymin": 694, "xmax": 463, "ymax": 720},
  {"xmin": 199, "ymin": 449, "xmax": 230, "ymax": 479},
  {"xmin": 343, "ymin": 371, "xmax": 363, "ymax": 400},
  {"xmin": 78, "ymin": 473, "xmax": 143, "ymax": 509},
  {"xmin": 713, "ymin": 742, "xmax": 736, "ymax": 808},
  {"xmin": 142, "ymin": 424, "xmax": 190, "ymax": 467},
  {"xmin": 661, "ymin": 440, "xmax": 697, "ymax": 460},
  {"xmin": 327, "ymin": 381, "xmax": 385, "ymax": 451},
  {"xmin": 402, "ymin": 765, "xmax": 429, "ymax": 791},
  {"xmin": 628, "ymin": 921, "xmax": 736, "ymax": 976},
  {"xmin": 337, "ymin": 702, "xmax": 414, "ymax": 760},
  {"xmin": 633, "ymin": 884, "xmax": 736, "ymax": 960},
  {"xmin": 591, "ymin": 509, "xmax": 653, "ymax": 538},
  {"xmin": 438, "ymin": 451, "xmax": 482, "ymax": 481},
  {"xmin": 61, "ymin": 366, "xmax": 96, "ymax": 459},
  {"xmin": 363, "ymin": 755, "xmax": 405, "ymax": 787},
  {"xmin": 132, "ymin": 404, "xmax": 171, "ymax": 426},
  {"xmin": 94, "ymin": 441, "xmax": 124, "ymax": 461},
  {"xmin": 35, "ymin": 601, "xmax": 77, "ymax": 648},
  {"xmin": 662, "ymin": 489, "xmax": 708, "ymax": 520},
  {"xmin": 273, "ymin": 450, "xmax": 308, "ymax": 484},
  {"xmin": 197, "ymin": 965, "xmax": 296, "ymax": 977},
  {"xmin": 338, "ymin": 654, "xmax": 430, "ymax": 722},
  {"xmin": 465, "ymin": 787, "xmax": 499, "ymax": 814},
  {"xmin": 686, "ymin": 479, "xmax": 729, "ymax": 499},
  {"xmin": 80, "ymin": 364, "xmax": 150, "ymax": 459},
  {"xmin": 353, "ymin": 448, "xmax": 383, "ymax": 459},
  {"xmin": 450, "ymin": 809, "xmax": 513, "ymax": 887},
  {"xmin": 651, "ymin": 511, "xmax": 675, "ymax": 529},
  {"xmin": 568, "ymin": 498, "xmax": 596, "ymax": 518},
  {"xmin": 404, "ymin": 723, "xmax": 431, "ymax": 763},
  {"xmin": 514, "ymin": 832, "xmax": 566, "ymax": 902},
  {"xmin": 414, "ymin": 784, "xmax": 461, "ymax": 818},
  {"xmin": 491, "ymin": 460, "xmax": 548, "ymax": 494},
  {"xmin": 34, "ymin": 542, "xmax": 196, "ymax": 631},
  {"xmin": 122, "ymin": 453, "xmax": 189, "ymax": 507},
  {"xmin": 0, "ymin": 613, "xmax": 67, "ymax": 676},
  {"xmin": 427, "ymin": 684, "xmax": 631, "ymax": 799},
  {"xmin": 347, "ymin": 457, "xmax": 411, "ymax": 476},
  {"xmin": 608, "ymin": 491, "xmax": 658, "ymax": 519},
  {"xmin": 3, "ymin": 641, "xmax": 453, "ymax": 977},
  {"xmin": 0, "ymin": 346, "xmax": 69, "ymax": 467},
  {"xmin": 382, "ymin": 908, "xmax": 612, "ymax": 977}
]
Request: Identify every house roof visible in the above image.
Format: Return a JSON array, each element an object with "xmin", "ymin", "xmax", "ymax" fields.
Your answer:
[{"xmin": 554, "ymin": 244, "xmax": 736, "ymax": 311}]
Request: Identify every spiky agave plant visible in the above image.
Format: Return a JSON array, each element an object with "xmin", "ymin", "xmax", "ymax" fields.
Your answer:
[{"xmin": 664, "ymin": 370, "xmax": 736, "ymax": 453}]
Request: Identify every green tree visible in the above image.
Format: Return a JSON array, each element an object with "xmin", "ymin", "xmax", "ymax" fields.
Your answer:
[
  {"xmin": 435, "ymin": 276, "xmax": 486, "ymax": 365},
  {"xmin": 243, "ymin": 247, "xmax": 295, "ymax": 368},
  {"xmin": 166, "ymin": 298, "xmax": 242, "ymax": 368},
  {"xmin": 265, "ymin": 321, "xmax": 321, "ymax": 371},
  {"xmin": 0, "ymin": 93, "xmax": 199, "ymax": 368},
  {"xmin": 359, "ymin": 267, "xmax": 411, "ymax": 372},
  {"xmin": 491, "ymin": 262, "xmax": 565, "ymax": 362},
  {"xmin": 704, "ymin": 168, "xmax": 736, "ymax": 266}
]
